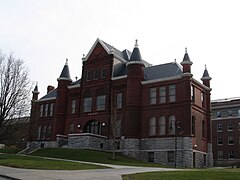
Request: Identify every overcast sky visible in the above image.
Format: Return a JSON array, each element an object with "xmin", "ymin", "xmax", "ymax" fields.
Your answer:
[{"xmin": 0, "ymin": 0, "xmax": 239, "ymax": 100}]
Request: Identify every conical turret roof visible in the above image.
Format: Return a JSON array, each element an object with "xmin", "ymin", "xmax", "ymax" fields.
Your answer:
[
  {"xmin": 59, "ymin": 59, "xmax": 71, "ymax": 81},
  {"xmin": 181, "ymin": 48, "xmax": 193, "ymax": 65},
  {"xmin": 130, "ymin": 40, "xmax": 142, "ymax": 62},
  {"xmin": 201, "ymin": 65, "xmax": 211, "ymax": 80}
]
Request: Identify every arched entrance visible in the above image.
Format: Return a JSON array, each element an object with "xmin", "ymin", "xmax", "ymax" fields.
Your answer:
[{"xmin": 83, "ymin": 120, "xmax": 102, "ymax": 135}]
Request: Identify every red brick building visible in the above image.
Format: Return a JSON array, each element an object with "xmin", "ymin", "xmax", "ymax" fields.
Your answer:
[
  {"xmin": 28, "ymin": 38, "xmax": 213, "ymax": 167},
  {"xmin": 212, "ymin": 97, "xmax": 240, "ymax": 166}
]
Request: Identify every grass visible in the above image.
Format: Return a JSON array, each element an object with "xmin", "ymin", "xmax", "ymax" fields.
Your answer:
[
  {"xmin": 122, "ymin": 169, "xmax": 240, "ymax": 180},
  {"xmin": 0, "ymin": 148, "xmax": 22, "ymax": 154},
  {"xmin": 0, "ymin": 153, "xmax": 108, "ymax": 170},
  {"xmin": 31, "ymin": 148, "xmax": 165, "ymax": 167}
]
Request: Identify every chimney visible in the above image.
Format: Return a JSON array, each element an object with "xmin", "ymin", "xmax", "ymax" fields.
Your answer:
[{"xmin": 47, "ymin": 85, "xmax": 54, "ymax": 93}]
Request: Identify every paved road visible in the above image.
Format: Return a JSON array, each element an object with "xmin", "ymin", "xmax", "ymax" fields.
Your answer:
[{"xmin": 0, "ymin": 157, "xmax": 183, "ymax": 180}]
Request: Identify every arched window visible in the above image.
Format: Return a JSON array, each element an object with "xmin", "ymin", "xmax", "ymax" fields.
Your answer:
[
  {"xmin": 158, "ymin": 116, "xmax": 166, "ymax": 135},
  {"xmin": 192, "ymin": 116, "xmax": 195, "ymax": 135},
  {"xmin": 46, "ymin": 125, "xmax": 52, "ymax": 139},
  {"xmin": 41, "ymin": 125, "xmax": 46, "ymax": 140},
  {"xmin": 149, "ymin": 117, "xmax": 156, "ymax": 136},
  {"xmin": 168, "ymin": 115, "xmax": 176, "ymax": 135},
  {"xmin": 69, "ymin": 123, "xmax": 74, "ymax": 134},
  {"xmin": 84, "ymin": 120, "xmax": 101, "ymax": 135}
]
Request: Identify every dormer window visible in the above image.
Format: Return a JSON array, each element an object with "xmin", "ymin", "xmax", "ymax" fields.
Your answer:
[
  {"xmin": 94, "ymin": 69, "xmax": 99, "ymax": 80},
  {"xmin": 101, "ymin": 68, "xmax": 106, "ymax": 78}
]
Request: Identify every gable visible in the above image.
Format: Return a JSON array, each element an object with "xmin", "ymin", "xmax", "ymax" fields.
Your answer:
[{"xmin": 87, "ymin": 42, "xmax": 109, "ymax": 62}]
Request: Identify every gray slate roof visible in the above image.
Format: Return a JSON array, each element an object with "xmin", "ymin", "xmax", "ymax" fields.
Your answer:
[
  {"xmin": 59, "ymin": 64, "xmax": 71, "ymax": 79},
  {"xmin": 40, "ymin": 89, "xmax": 57, "ymax": 100}
]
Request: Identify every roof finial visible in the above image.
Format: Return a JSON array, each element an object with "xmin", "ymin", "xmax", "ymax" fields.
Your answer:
[
  {"xmin": 205, "ymin": 64, "xmax": 207, "ymax": 70},
  {"xmin": 185, "ymin": 47, "xmax": 187, "ymax": 53},
  {"xmin": 65, "ymin": 58, "xmax": 68, "ymax": 65},
  {"xmin": 135, "ymin": 39, "xmax": 138, "ymax": 48}
]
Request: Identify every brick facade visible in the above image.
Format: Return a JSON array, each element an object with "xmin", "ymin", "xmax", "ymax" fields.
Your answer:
[{"xmin": 28, "ymin": 39, "xmax": 213, "ymax": 167}]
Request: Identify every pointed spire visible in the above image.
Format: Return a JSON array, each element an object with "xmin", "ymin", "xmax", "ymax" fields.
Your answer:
[
  {"xmin": 201, "ymin": 64, "xmax": 211, "ymax": 80},
  {"xmin": 130, "ymin": 39, "xmax": 142, "ymax": 61},
  {"xmin": 33, "ymin": 82, "xmax": 39, "ymax": 92},
  {"xmin": 32, "ymin": 82, "xmax": 39, "ymax": 100},
  {"xmin": 181, "ymin": 47, "xmax": 193, "ymax": 65},
  {"xmin": 58, "ymin": 59, "xmax": 72, "ymax": 81}
]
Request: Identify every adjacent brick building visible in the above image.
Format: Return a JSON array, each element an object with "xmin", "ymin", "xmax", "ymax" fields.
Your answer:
[
  {"xmin": 28, "ymin": 38, "xmax": 213, "ymax": 167},
  {"xmin": 212, "ymin": 97, "xmax": 240, "ymax": 166}
]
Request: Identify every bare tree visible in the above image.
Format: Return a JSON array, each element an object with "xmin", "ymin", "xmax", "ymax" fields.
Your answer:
[{"xmin": 0, "ymin": 51, "xmax": 31, "ymax": 142}]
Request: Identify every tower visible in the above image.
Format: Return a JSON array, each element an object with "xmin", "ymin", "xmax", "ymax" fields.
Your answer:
[
  {"xmin": 181, "ymin": 48, "xmax": 193, "ymax": 74},
  {"xmin": 125, "ymin": 40, "xmax": 145, "ymax": 137}
]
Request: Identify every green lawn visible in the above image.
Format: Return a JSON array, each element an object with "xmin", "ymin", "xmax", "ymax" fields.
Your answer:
[
  {"xmin": 0, "ymin": 154, "xmax": 108, "ymax": 170},
  {"xmin": 0, "ymin": 148, "xmax": 22, "ymax": 154},
  {"xmin": 122, "ymin": 169, "xmax": 240, "ymax": 180},
  {"xmin": 31, "ymin": 148, "xmax": 165, "ymax": 167}
]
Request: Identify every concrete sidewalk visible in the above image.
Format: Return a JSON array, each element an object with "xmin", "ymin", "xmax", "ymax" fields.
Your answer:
[{"xmin": 0, "ymin": 165, "xmax": 181, "ymax": 180}]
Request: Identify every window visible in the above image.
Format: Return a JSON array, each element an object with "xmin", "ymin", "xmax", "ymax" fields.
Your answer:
[
  {"xmin": 191, "ymin": 85, "xmax": 195, "ymax": 102},
  {"xmin": 169, "ymin": 85, "xmax": 176, "ymax": 102},
  {"xmin": 167, "ymin": 151, "xmax": 175, "ymax": 163},
  {"xmin": 116, "ymin": 93, "xmax": 123, "ymax": 109},
  {"xmin": 96, "ymin": 95, "xmax": 106, "ymax": 111},
  {"xmin": 44, "ymin": 104, "xmax": 48, "ymax": 117},
  {"xmin": 228, "ymin": 150, "xmax": 234, "ymax": 159},
  {"xmin": 159, "ymin": 86, "xmax": 166, "ymax": 103},
  {"xmin": 71, "ymin": 99, "xmax": 76, "ymax": 114},
  {"xmin": 69, "ymin": 123, "xmax": 74, "ymax": 134},
  {"xmin": 192, "ymin": 116, "xmax": 195, "ymax": 135},
  {"xmin": 201, "ymin": 92, "xmax": 204, "ymax": 107},
  {"xmin": 83, "ymin": 97, "xmax": 92, "ymax": 112},
  {"xmin": 40, "ymin": 105, "xmax": 44, "ymax": 117},
  {"xmin": 149, "ymin": 88, "xmax": 157, "ymax": 105},
  {"xmin": 168, "ymin": 115, "xmax": 176, "ymax": 135},
  {"xmin": 46, "ymin": 125, "xmax": 51, "ymax": 139},
  {"xmin": 217, "ymin": 111, "xmax": 221, "ymax": 118},
  {"xmin": 238, "ymin": 122, "xmax": 240, "ymax": 131},
  {"xmin": 202, "ymin": 120, "xmax": 205, "ymax": 138},
  {"xmin": 101, "ymin": 68, "xmax": 106, "ymax": 78},
  {"xmin": 228, "ymin": 136, "xmax": 234, "ymax": 145},
  {"xmin": 87, "ymin": 71, "xmax": 92, "ymax": 81},
  {"xmin": 217, "ymin": 124, "xmax": 222, "ymax": 132},
  {"xmin": 84, "ymin": 120, "xmax": 101, "ymax": 135},
  {"xmin": 217, "ymin": 137, "xmax": 223, "ymax": 145},
  {"xmin": 93, "ymin": 69, "xmax": 99, "ymax": 80},
  {"xmin": 217, "ymin": 151, "xmax": 223, "ymax": 159},
  {"xmin": 158, "ymin": 116, "xmax": 166, "ymax": 135},
  {"xmin": 41, "ymin": 125, "xmax": 46, "ymax": 140},
  {"xmin": 228, "ymin": 110, "xmax": 232, "ymax": 117},
  {"xmin": 149, "ymin": 117, "xmax": 156, "ymax": 136},
  {"xmin": 37, "ymin": 126, "xmax": 41, "ymax": 140},
  {"xmin": 148, "ymin": 152, "xmax": 154, "ymax": 162},
  {"xmin": 238, "ymin": 110, "xmax": 240, "ymax": 117},
  {"xmin": 227, "ymin": 123, "xmax": 233, "ymax": 131},
  {"xmin": 49, "ymin": 103, "xmax": 53, "ymax": 116},
  {"xmin": 116, "ymin": 119, "xmax": 121, "ymax": 137}
]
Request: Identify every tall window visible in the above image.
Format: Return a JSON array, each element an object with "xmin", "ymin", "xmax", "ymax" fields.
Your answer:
[
  {"xmin": 228, "ymin": 136, "xmax": 234, "ymax": 145},
  {"xmin": 71, "ymin": 99, "xmax": 76, "ymax": 114},
  {"xmin": 85, "ymin": 120, "xmax": 101, "ymax": 135},
  {"xmin": 149, "ymin": 117, "xmax": 156, "ymax": 136},
  {"xmin": 217, "ymin": 111, "xmax": 221, "ymax": 118},
  {"xmin": 44, "ymin": 104, "xmax": 48, "ymax": 116},
  {"xmin": 46, "ymin": 125, "xmax": 51, "ymax": 139},
  {"xmin": 93, "ymin": 69, "xmax": 99, "ymax": 80},
  {"xmin": 116, "ymin": 93, "xmax": 123, "ymax": 109},
  {"xmin": 227, "ymin": 123, "xmax": 233, "ymax": 131},
  {"xmin": 238, "ymin": 110, "xmax": 240, "ymax": 116},
  {"xmin": 217, "ymin": 124, "xmax": 222, "ymax": 132},
  {"xmin": 228, "ymin": 150, "xmax": 234, "ymax": 159},
  {"xmin": 169, "ymin": 85, "xmax": 176, "ymax": 102},
  {"xmin": 191, "ymin": 85, "xmax": 195, "ymax": 102},
  {"xmin": 168, "ymin": 115, "xmax": 176, "ymax": 135},
  {"xmin": 41, "ymin": 125, "xmax": 46, "ymax": 140},
  {"xmin": 158, "ymin": 116, "xmax": 166, "ymax": 135},
  {"xmin": 217, "ymin": 137, "xmax": 223, "ymax": 145},
  {"xmin": 201, "ymin": 92, "xmax": 204, "ymax": 107},
  {"xmin": 202, "ymin": 120, "xmax": 205, "ymax": 138},
  {"xmin": 238, "ymin": 122, "xmax": 240, "ymax": 131},
  {"xmin": 40, "ymin": 105, "xmax": 44, "ymax": 117},
  {"xmin": 192, "ymin": 116, "xmax": 195, "ymax": 135},
  {"xmin": 87, "ymin": 71, "xmax": 92, "ymax": 81},
  {"xmin": 83, "ymin": 97, "xmax": 92, "ymax": 112},
  {"xmin": 159, "ymin": 86, "xmax": 166, "ymax": 103},
  {"xmin": 37, "ymin": 126, "xmax": 41, "ymax": 140},
  {"xmin": 49, "ymin": 103, "xmax": 53, "ymax": 116},
  {"xmin": 101, "ymin": 68, "xmax": 106, "ymax": 78},
  {"xmin": 217, "ymin": 151, "xmax": 223, "ymax": 159},
  {"xmin": 228, "ymin": 110, "xmax": 232, "ymax": 117},
  {"xmin": 149, "ymin": 88, "xmax": 157, "ymax": 104},
  {"xmin": 96, "ymin": 95, "xmax": 106, "ymax": 111}
]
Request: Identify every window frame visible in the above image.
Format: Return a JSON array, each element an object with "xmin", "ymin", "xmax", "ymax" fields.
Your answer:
[
  {"xmin": 169, "ymin": 85, "xmax": 176, "ymax": 102},
  {"xmin": 96, "ymin": 95, "xmax": 106, "ymax": 111},
  {"xmin": 83, "ymin": 97, "xmax": 92, "ymax": 112},
  {"xmin": 149, "ymin": 88, "xmax": 157, "ymax": 105}
]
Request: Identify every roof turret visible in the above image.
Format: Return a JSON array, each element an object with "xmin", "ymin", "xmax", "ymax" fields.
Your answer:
[
  {"xmin": 58, "ymin": 59, "xmax": 72, "ymax": 81},
  {"xmin": 33, "ymin": 82, "xmax": 39, "ymax": 93},
  {"xmin": 181, "ymin": 48, "xmax": 193, "ymax": 65},
  {"xmin": 129, "ymin": 40, "xmax": 142, "ymax": 62},
  {"xmin": 201, "ymin": 65, "xmax": 212, "ymax": 80}
]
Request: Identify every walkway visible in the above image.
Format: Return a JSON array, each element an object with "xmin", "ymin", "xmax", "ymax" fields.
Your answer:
[{"xmin": 0, "ymin": 156, "xmax": 183, "ymax": 180}]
